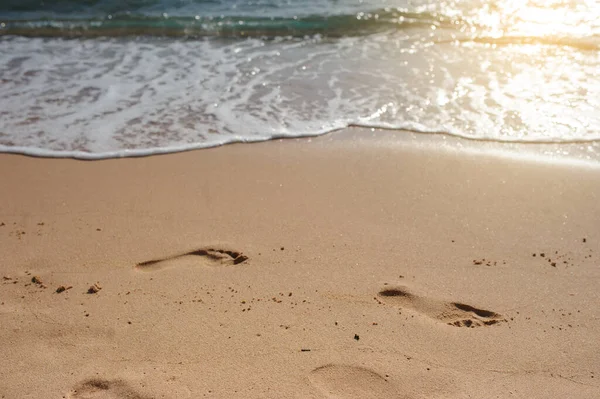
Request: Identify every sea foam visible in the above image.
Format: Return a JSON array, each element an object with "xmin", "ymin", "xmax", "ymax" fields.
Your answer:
[{"xmin": 1, "ymin": 1, "xmax": 600, "ymax": 158}]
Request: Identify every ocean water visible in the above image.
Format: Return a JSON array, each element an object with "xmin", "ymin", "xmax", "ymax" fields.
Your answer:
[{"xmin": 1, "ymin": 0, "xmax": 599, "ymax": 159}]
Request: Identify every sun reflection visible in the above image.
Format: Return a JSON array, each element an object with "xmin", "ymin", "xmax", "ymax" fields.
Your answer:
[{"xmin": 469, "ymin": 0, "xmax": 599, "ymax": 39}]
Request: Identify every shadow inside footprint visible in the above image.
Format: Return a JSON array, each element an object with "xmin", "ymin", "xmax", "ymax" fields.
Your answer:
[
  {"xmin": 69, "ymin": 378, "xmax": 150, "ymax": 399},
  {"xmin": 378, "ymin": 288, "xmax": 413, "ymax": 298},
  {"xmin": 377, "ymin": 285, "xmax": 505, "ymax": 328},
  {"xmin": 136, "ymin": 247, "xmax": 248, "ymax": 271},
  {"xmin": 452, "ymin": 302, "xmax": 499, "ymax": 318},
  {"xmin": 309, "ymin": 364, "xmax": 403, "ymax": 399}
]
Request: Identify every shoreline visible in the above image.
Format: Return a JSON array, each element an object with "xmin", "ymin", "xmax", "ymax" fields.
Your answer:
[
  {"xmin": 1, "ymin": 127, "xmax": 599, "ymax": 165},
  {"xmin": 1, "ymin": 129, "xmax": 599, "ymax": 398}
]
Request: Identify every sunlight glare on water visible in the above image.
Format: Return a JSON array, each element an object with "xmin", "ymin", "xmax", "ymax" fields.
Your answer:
[{"xmin": 464, "ymin": 0, "xmax": 600, "ymax": 42}]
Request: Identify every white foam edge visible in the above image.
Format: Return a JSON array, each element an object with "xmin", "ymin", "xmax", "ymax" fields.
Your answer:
[{"xmin": 1, "ymin": 122, "xmax": 599, "ymax": 164}]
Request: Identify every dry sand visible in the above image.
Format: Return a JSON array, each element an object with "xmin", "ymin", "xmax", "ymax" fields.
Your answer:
[{"xmin": 0, "ymin": 129, "xmax": 599, "ymax": 398}]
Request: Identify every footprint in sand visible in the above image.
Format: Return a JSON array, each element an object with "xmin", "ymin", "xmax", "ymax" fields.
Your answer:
[
  {"xmin": 135, "ymin": 247, "xmax": 248, "ymax": 272},
  {"xmin": 309, "ymin": 364, "xmax": 406, "ymax": 399},
  {"xmin": 377, "ymin": 285, "xmax": 506, "ymax": 328},
  {"xmin": 69, "ymin": 378, "xmax": 150, "ymax": 399}
]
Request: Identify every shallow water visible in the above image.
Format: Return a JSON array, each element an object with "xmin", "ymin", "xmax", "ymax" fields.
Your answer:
[{"xmin": 1, "ymin": 0, "xmax": 599, "ymax": 158}]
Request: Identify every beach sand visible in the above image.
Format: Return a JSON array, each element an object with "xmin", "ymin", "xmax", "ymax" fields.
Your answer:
[{"xmin": 0, "ymin": 128, "xmax": 599, "ymax": 398}]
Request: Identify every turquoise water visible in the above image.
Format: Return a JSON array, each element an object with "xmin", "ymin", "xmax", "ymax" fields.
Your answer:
[
  {"xmin": 0, "ymin": 1, "xmax": 436, "ymax": 37},
  {"xmin": 2, "ymin": 0, "xmax": 599, "ymax": 43},
  {"xmin": 1, "ymin": 0, "xmax": 599, "ymax": 158}
]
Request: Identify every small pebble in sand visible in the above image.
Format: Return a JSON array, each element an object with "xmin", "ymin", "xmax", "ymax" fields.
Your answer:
[
  {"xmin": 56, "ymin": 285, "xmax": 72, "ymax": 293},
  {"xmin": 31, "ymin": 276, "xmax": 42, "ymax": 285},
  {"xmin": 354, "ymin": 334, "xmax": 360, "ymax": 341},
  {"xmin": 87, "ymin": 284, "xmax": 102, "ymax": 294}
]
